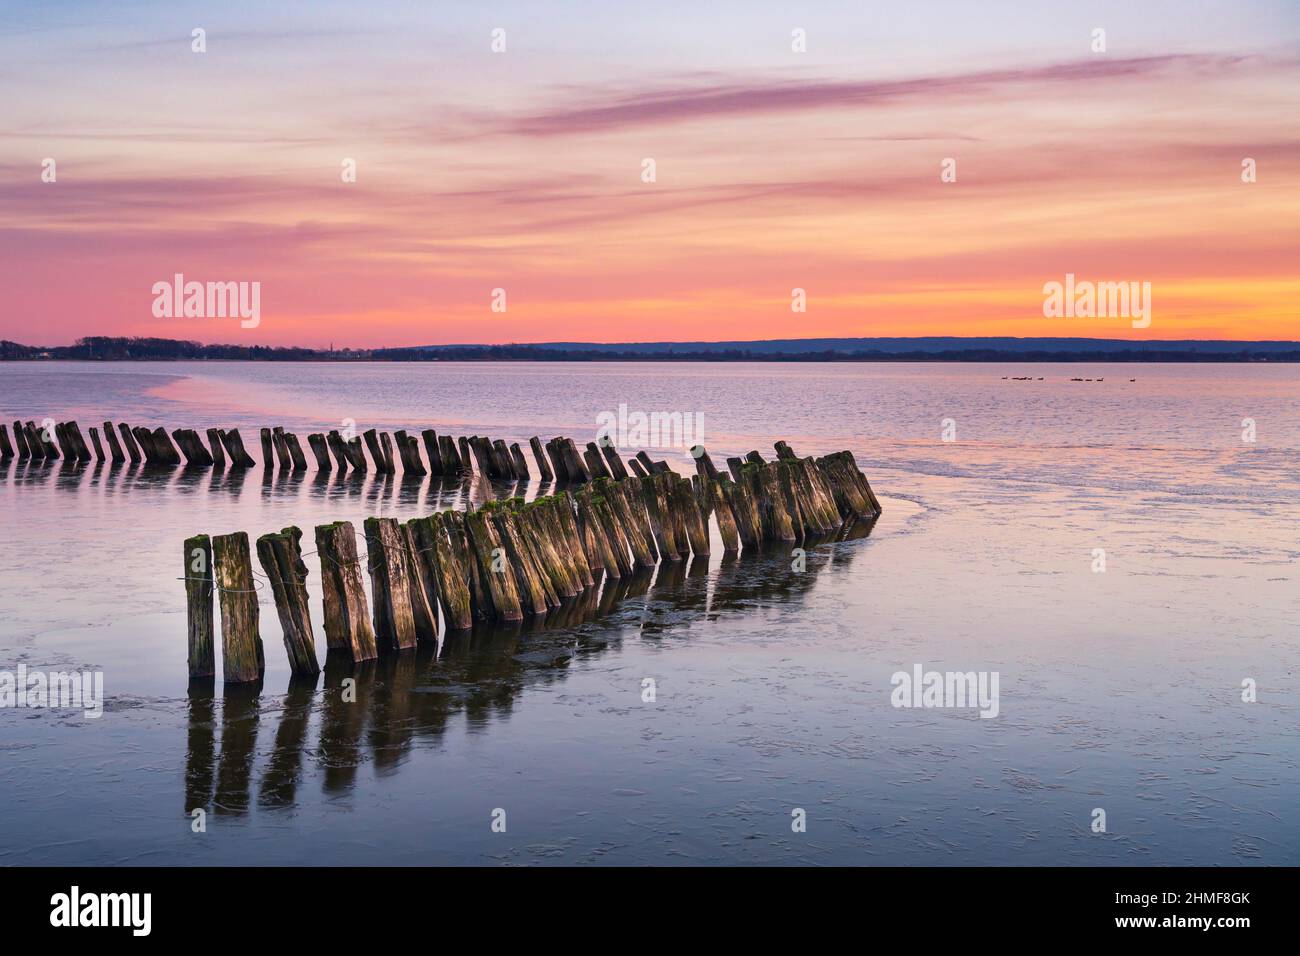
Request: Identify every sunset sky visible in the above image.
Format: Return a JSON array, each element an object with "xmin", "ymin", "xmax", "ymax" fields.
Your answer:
[{"xmin": 1, "ymin": 0, "xmax": 1297, "ymax": 347}]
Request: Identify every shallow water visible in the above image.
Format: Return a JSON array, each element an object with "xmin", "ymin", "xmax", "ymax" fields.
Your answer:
[{"xmin": 0, "ymin": 361, "xmax": 1296, "ymax": 865}]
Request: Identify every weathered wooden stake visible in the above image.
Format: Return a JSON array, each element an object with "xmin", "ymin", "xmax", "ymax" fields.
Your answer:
[
  {"xmin": 421, "ymin": 430, "xmax": 445, "ymax": 475},
  {"xmin": 205, "ymin": 428, "xmax": 226, "ymax": 468},
  {"xmin": 66, "ymin": 421, "xmax": 93, "ymax": 460},
  {"xmin": 363, "ymin": 516, "xmax": 418, "ymax": 650},
  {"xmin": 256, "ymin": 526, "xmax": 320, "ymax": 676},
  {"xmin": 218, "ymin": 428, "xmax": 256, "ymax": 467},
  {"xmin": 213, "ymin": 531, "xmax": 264, "ymax": 683},
  {"xmin": 271, "ymin": 427, "xmax": 293, "ymax": 470},
  {"xmin": 509, "ymin": 443, "xmax": 530, "ymax": 480},
  {"xmin": 692, "ymin": 445, "xmax": 722, "ymax": 481},
  {"xmin": 260, "ymin": 428, "xmax": 275, "ymax": 468},
  {"xmin": 184, "ymin": 534, "xmax": 215, "ymax": 679},
  {"xmin": 118, "ymin": 423, "xmax": 143, "ymax": 462},
  {"xmin": 314, "ymin": 521, "xmax": 378, "ymax": 661},
  {"xmin": 307, "ymin": 433, "xmax": 331, "ymax": 471},
  {"xmin": 87, "ymin": 426, "xmax": 105, "ymax": 461},
  {"xmin": 12, "ymin": 421, "xmax": 30, "ymax": 459},
  {"xmin": 672, "ymin": 478, "xmax": 711, "ymax": 557},
  {"xmin": 709, "ymin": 480, "xmax": 741, "ymax": 551},
  {"xmin": 284, "ymin": 432, "xmax": 308, "ymax": 471},
  {"xmin": 600, "ymin": 441, "xmax": 629, "ymax": 480},
  {"xmin": 529, "ymin": 437, "xmax": 554, "ymax": 481},
  {"xmin": 103, "ymin": 421, "xmax": 126, "ymax": 462},
  {"xmin": 401, "ymin": 523, "xmax": 439, "ymax": 642},
  {"xmin": 463, "ymin": 510, "xmax": 525, "ymax": 621},
  {"xmin": 326, "ymin": 430, "xmax": 351, "ymax": 471}
]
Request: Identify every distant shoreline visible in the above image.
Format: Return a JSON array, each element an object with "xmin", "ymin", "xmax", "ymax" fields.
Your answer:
[{"xmin": 3, "ymin": 336, "xmax": 1299, "ymax": 363}]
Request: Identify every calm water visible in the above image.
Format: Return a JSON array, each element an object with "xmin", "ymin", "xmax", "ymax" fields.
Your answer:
[{"xmin": 0, "ymin": 361, "xmax": 1296, "ymax": 866}]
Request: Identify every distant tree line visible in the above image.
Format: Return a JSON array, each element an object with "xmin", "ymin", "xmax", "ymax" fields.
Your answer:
[{"xmin": 2, "ymin": 336, "xmax": 1297, "ymax": 363}]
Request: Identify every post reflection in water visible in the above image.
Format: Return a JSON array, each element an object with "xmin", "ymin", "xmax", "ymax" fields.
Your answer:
[{"xmin": 182, "ymin": 517, "xmax": 876, "ymax": 816}]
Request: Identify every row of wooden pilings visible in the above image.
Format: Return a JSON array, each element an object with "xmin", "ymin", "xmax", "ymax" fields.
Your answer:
[
  {"xmin": 0, "ymin": 416, "xmax": 695, "ymax": 484},
  {"xmin": 185, "ymin": 441, "xmax": 883, "ymax": 683}
]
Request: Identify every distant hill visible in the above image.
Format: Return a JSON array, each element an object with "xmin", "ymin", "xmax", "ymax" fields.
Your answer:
[
  {"xmin": 3, "ymin": 335, "xmax": 1299, "ymax": 362},
  {"xmin": 511, "ymin": 336, "xmax": 1300, "ymax": 356}
]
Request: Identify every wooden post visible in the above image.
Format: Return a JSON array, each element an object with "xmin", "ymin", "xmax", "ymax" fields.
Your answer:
[
  {"xmin": 439, "ymin": 434, "xmax": 464, "ymax": 474},
  {"xmin": 342, "ymin": 436, "xmax": 365, "ymax": 472},
  {"xmin": 600, "ymin": 441, "xmax": 629, "ymax": 480},
  {"xmin": 66, "ymin": 422, "xmax": 93, "ymax": 460},
  {"xmin": 672, "ymin": 478, "xmax": 711, "ymax": 557},
  {"xmin": 219, "ymin": 428, "xmax": 256, "ymax": 468},
  {"xmin": 628, "ymin": 457, "xmax": 648, "ymax": 478},
  {"xmin": 325, "ymin": 430, "xmax": 351, "ymax": 471},
  {"xmin": 525, "ymin": 499, "xmax": 583, "ymax": 596},
  {"xmin": 709, "ymin": 480, "xmax": 741, "ymax": 551},
  {"xmin": 271, "ymin": 428, "xmax": 293, "ymax": 471},
  {"xmin": 54, "ymin": 423, "xmax": 76, "ymax": 459},
  {"xmin": 12, "ymin": 421, "xmax": 30, "ymax": 459},
  {"xmin": 490, "ymin": 439, "xmax": 516, "ymax": 479},
  {"xmin": 816, "ymin": 451, "xmax": 882, "ymax": 518},
  {"xmin": 379, "ymin": 432, "xmax": 397, "ymax": 473},
  {"xmin": 421, "ymin": 430, "xmax": 445, "ymax": 475},
  {"xmin": 314, "ymin": 521, "xmax": 378, "ymax": 661},
  {"xmin": 205, "ymin": 428, "xmax": 226, "ymax": 468},
  {"xmin": 139, "ymin": 426, "xmax": 165, "ymax": 464},
  {"xmin": 561, "ymin": 438, "xmax": 591, "ymax": 482},
  {"xmin": 256, "ymin": 526, "xmax": 320, "ymax": 676},
  {"xmin": 260, "ymin": 428, "xmax": 275, "ymax": 469},
  {"xmin": 529, "ymin": 437, "xmax": 554, "ymax": 481},
  {"xmin": 545, "ymin": 439, "xmax": 569, "ymax": 482},
  {"xmin": 691, "ymin": 445, "xmax": 722, "ymax": 481},
  {"xmin": 463, "ymin": 509, "xmax": 525, "ymax": 621},
  {"xmin": 103, "ymin": 421, "xmax": 126, "ymax": 462},
  {"xmin": 509, "ymin": 443, "xmax": 530, "ymax": 480},
  {"xmin": 598, "ymin": 478, "xmax": 655, "ymax": 567},
  {"xmin": 634, "ymin": 451, "xmax": 657, "ymax": 476},
  {"xmin": 444, "ymin": 510, "xmax": 490, "ymax": 622},
  {"xmin": 174, "ymin": 429, "xmax": 214, "ymax": 467},
  {"xmin": 410, "ymin": 514, "xmax": 472, "ymax": 631},
  {"xmin": 551, "ymin": 493, "xmax": 595, "ymax": 588},
  {"xmin": 725, "ymin": 474, "xmax": 762, "ymax": 548},
  {"xmin": 0, "ymin": 423, "xmax": 13, "ymax": 459},
  {"xmin": 33, "ymin": 421, "xmax": 58, "ymax": 458},
  {"xmin": 307, "ymin": 433, "xmax": 331, "ymax": 471},
  {"xmin": 131, "ymin": 426, "xmax": 157, "ymax": 463},
  {"xmin": 584, "ymin": 442, "xmax": 612, "ymax": 480},
  {"xmin": 284, "ymin": 432, "xmax": 308, "ymax": 471},
  {"xmin": 401, "ymin": 523, "xmax": 439, "ymax": 643},
  {"xmin": 152, "ymin": 426, "xmax": 181, "ymax": 465},
  {"xmin": 363, "ymin": 517, "xmax": 418, "ymax": 651},
  {"xmin": 213, "ymin": 532, "xmax": 264, "ymax": 683},
  {"xmin": 457, "ymin": 436, "xmax": 472, "ymax": 473},
  {"xmin": 490, "ymin": 505, "xmax": 553, "ymax": 614},
  {"xmin": 184, "ymin": 534, "xmax": 215, "ymax": 679},
  {"xmin": 613, "ymin": 476, "xmax": 658, "ymax": 564},
  {"xmin": 362, "ymin": 429, "xmax": 387, "ymax": 473},
  {"xmin": 574, "ymin": 489, "xmax": 621, "ymax": 576},
  {"xmin": 118, "ymin": 423, "xmax": 143, "ymax": 462},
  {"xmin": 774, "ymin": 440, "xmax": 798, "ymax": 460},
  {"xmin": 726, "ymin": 456, "xmax": 744, "ymax": 481},
  {"xmin": 397, "ymin": 431, "xmax": 428, "ymax": 476},
  {"xmin": 640, "ymin": 471, "xmax": 681, "ymax": 561},
  {"xmin": 754, "ymin": 463, "xmax": 796, "ymax": 541}
]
